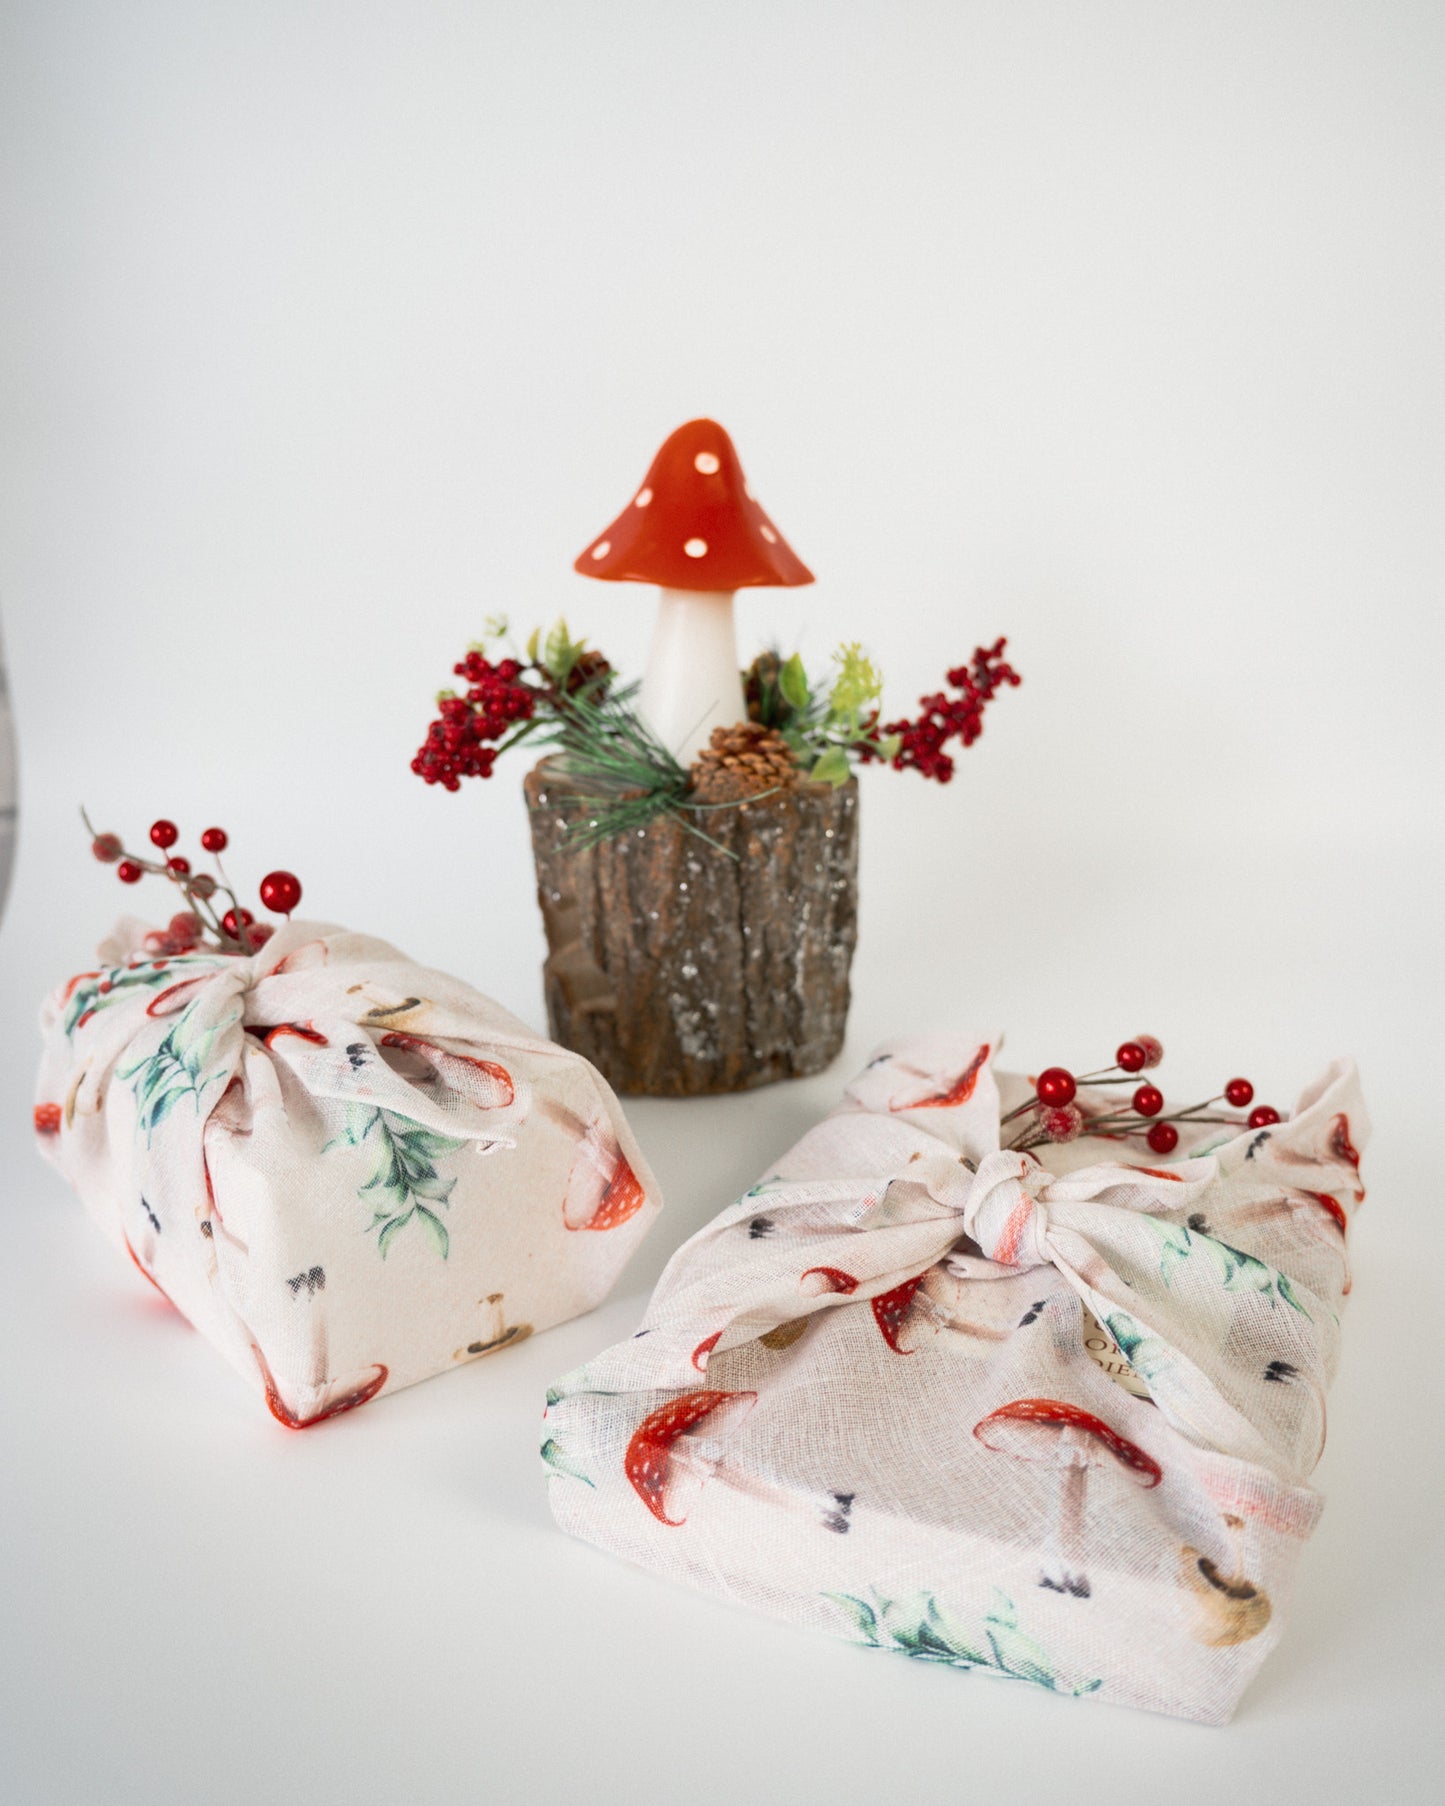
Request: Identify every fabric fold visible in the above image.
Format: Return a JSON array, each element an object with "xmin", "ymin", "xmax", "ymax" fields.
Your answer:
[
  {"xmin": 545, "ymin": 1033, "xmax": 1366, "ymax": 1724},
  {"xmin": 37, "ymin": 917, "xmax": 660, "ymax": 1425}
]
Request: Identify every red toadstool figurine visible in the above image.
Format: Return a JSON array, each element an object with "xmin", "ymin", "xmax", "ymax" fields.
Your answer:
[{"xmin": 575, "ymin": 418, "xmax": 814, "ymax": 764}]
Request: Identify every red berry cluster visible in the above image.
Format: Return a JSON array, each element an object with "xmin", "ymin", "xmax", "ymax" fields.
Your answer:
[
  {"xmin": 867, "ymin": 638, "xmax": 1022, "ymax": 784},
  {"xmin": 85, "ymin": 812, "xmax": 302, "ymax": 955},
  {"xmin": 411, "ymin": 653, "xmax": 536, "ymax": 791},
  {"xmin": 1004, "ymin": 1037, "xmax": 1282, "ymax": 1156}
]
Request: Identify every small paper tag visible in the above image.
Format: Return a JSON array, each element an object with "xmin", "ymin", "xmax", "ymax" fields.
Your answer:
[{"xmin": 1080, "ymin": 1305, "xmax": 1153, "ymax": 1401}]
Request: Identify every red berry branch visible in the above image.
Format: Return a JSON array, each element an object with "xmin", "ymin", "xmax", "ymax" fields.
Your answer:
[
  {"xmin": 1003, "ymin": 1037, "xmax": 1281, "ymax": 1155},
  {"xmin": 859, "ymin": 638, "xmax": 1023, "ymax": 784},
  {"xmin": 411, "ymin": 652, "xmax": 540, "ymax": 791},
  {"xmin": 82, "ymin": 809, "xmax": 302, "ymax": 956}
]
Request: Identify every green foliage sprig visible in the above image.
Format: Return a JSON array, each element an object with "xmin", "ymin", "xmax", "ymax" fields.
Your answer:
[{"xmin": 411, "ymin": 619, "xmax": 1020, "ymax": 848}]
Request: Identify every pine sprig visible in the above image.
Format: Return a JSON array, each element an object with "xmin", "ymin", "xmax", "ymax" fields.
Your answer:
[
  {"xmin": 534, "ymin": 683, "xmax": 737, "ymax": 855},
  {"xmin": 412, "ymin": 618, "xmax": 1021, "ymax": 845}
]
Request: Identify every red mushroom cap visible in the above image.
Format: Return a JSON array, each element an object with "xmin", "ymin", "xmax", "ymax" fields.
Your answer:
[
  {"xmin": 889, "ymin": 1043, "xmax": 991, "ymax": 1112},
  {"xmin": 1299, "ymin": 1188, "xmax": 1349, "ymax": 1236},
  {"xmin": 871, "ymin": 1273, "xmax": 929, "ymax": 1353},
  {"xmin": 973, "ymin": 1397, "xmax": 1162, "ymax": 1487},
  {"xmin": 575, "ymin": 418, "xmax": 814, "ymax": 593},
  {"xmin": 624, "ymin": 1388, "xmax": 757, "ymax": 1525},
  {"xmin": 1328, "ymin": 1112, "xmax": 1362, "ymax": 1172},
  {"xmin": 800, "ymin": 1266, "xmax": 860, "ymax": 1296}
]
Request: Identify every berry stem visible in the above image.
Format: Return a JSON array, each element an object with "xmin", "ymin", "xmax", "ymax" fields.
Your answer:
[
  {"xmin": 209, "ymin": 851, "xmax": 254, "ymax": 953},
  {"xmin": 80, "ymin": 807, "xmax": 252, "ymax": 954}
]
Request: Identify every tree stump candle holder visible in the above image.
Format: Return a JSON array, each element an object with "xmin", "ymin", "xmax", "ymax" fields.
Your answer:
[{"xmin": 524, "ymin": 761, "xmax": 859, "ymax": 1096}]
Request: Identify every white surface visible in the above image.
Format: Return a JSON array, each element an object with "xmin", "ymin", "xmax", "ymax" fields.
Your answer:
[{"xmin": 1, "ymin": 3, "xmax": 1443, "ymax": 1801}]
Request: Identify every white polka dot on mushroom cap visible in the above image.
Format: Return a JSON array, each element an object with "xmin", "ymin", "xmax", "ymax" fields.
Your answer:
[
  {"xmin": 590, "ymin": 540, "xmax": 610, "ymax": 560},
  {"xmin": 634, "ymin": 488, "xmax": 652, "ymax": 508},
  {"xmin": 759, "ymin": 525, "xmax": 777, "ymax": 544},
  {"xmin": 694, "ymin": 451, "xmax": 720, "ymax": 474},
  {"xmin": 683, "ymin": 538, "xmax": 708, "ymax": 558}
]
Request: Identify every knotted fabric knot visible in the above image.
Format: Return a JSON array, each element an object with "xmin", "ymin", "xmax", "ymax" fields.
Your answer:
[{"xmin": 959, "ymin": 1149, "xmax": 1055, "ymax": 1269}]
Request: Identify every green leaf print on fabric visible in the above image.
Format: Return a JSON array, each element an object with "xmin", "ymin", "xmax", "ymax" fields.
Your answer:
[
  {"xmin": 824, "ymin": 1588, "xmax": 1102, "ymax": 1695},
  {"xmin": 118, "ymin": 1001, "xmax": 229, "ymax": 1143},
  {"xmin": 325, "ymin": 1105, "xmax": 467, "ymax": 1260},
  {"xmin": 1146, "ymin": 1218, "xmax": 1311, "ymax": 1320},
  {"xmin": 540, "ymin": 1438, "xmax": 595, "ymax": 1487},
  {"xmin": 1102, "ymin": 1310, "xmax": 1172, "ymax": 1382}
]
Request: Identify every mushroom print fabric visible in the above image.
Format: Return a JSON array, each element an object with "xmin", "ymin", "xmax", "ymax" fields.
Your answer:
[
  {"xmin": 543, "ymin": 1034, "xmax": 1367, "ymax": 1724},
  {"xmin": 35, "ymin": 918, "xmax": 659, "ymax": 1426}
]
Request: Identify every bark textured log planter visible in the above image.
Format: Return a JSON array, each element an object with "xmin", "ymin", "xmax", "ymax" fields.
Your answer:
[{"xmin": 524, "ymin": 761, "xmax": 859, "ymax": 1096}]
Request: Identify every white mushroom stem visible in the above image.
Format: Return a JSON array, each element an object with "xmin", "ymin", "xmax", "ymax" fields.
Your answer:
[
  {"xmin": 1041, "ymin": 1432, "xmax": 1092, "ymax": 1595},
  {"xmin": 672, "ymin": 1441, "xmax": 844, "ymax": 1529},
  {"xmin": 638, "ymin": 588, "xmax": 747, "ymax": 765},
  {"xmin": 307, "ymin": 1300, "xmax": 328, "ymax": 1394}
]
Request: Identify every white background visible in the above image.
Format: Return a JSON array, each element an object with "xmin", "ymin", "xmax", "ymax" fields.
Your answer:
[{"xmin": 2, "ymin": 3, "xmax": 1443, "ymax": 1800}]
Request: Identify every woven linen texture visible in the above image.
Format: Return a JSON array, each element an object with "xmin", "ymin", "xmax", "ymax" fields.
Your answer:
[
  {"xmin": 36, "ymin": 918, "xmax": 659, "ymax": 1426},
  {"xmin": 545, "ymin": 1033, "xmax": 1366, "ymax": 1723}
]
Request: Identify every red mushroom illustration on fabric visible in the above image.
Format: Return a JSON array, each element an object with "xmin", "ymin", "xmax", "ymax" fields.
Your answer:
[
  {"xmin": 866, "ymin": 1262, "xmax": 1011, "ymax": 1355},
  {"xmin": 973, "ymin": 1398, "xmax": 1162, "ymax": 1599},
  {"xmin": 541, "ymin": 1098, "xmax": 648, "ymax": 1231},
  {"xmin": 123, "ymin": 1214, "xmax": 183, "ymax": 1315},
  {"xmin": 377, "ymin": 1031, "xmax": 515, "ymax": 1109},
  {"xmin": 624, "ymin": 1389, "xmax": 759, "ymax": 1525},
  {"xmin": 1272, "ymin": 1110, "xmax": 1365, "ymax": 1204},
  {"xmin": 800, "ymin": 1266, "xmax": 860, "ymax": 1296},
  {"xmin": 1178, "ymin": 1513, "xmax": 1272, "ymax": 1646},
  {"xmin": 454, "ymin": 1292, "xmax": 532, "ymax": 1361},
  {"xmin": 886, "ymin": 1043, "xmax": 992, "ymax": 1113},
  {"xmin": 575, "ymin": 418, "xmax": 814, "ymax": 763},
  {"xmin": 252, "ymin": 1275, "xmax": 387, "ymax": 1430},
  {"xmin": 871, "ymin": 1273, "xmax": 930, "ymax": 1352},
  {"xmin": 623, "ymin": 1387, "xmax": 854, "ymax": 1534}
]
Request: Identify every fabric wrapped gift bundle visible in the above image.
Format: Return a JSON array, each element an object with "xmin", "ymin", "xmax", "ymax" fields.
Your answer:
[
  {"xmin": 35, "ymin": 919, "xmax": 659, "ymax": 1426},
  {"xmin": 544, "ymin": 1034, "xmax": 1367, "ymax": 1723}
]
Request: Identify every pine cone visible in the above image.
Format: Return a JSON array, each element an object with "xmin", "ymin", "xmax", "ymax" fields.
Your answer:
[
  {"xmin": 689, "ymin": 723, "xmax": 801, "ymax": 805},
  {"xmin": 562, "ymin": 649, "xmax": 612, "ymax": 696},
  {"xmin": 745, "ymin": 650, "xmax": 786, "ymax": 725}
]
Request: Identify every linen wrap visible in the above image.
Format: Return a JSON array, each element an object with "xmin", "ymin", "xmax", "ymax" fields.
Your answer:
[
  {"xmin": 544, "ymin": 1033, "xmax": 1366, "ymax": 1724},
  {"xmin": 36, "ymin": 918, "xmax": 659, "ymax": 1426}
]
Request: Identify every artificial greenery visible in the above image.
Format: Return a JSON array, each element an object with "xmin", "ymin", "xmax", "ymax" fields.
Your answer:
[{"xmin": 412, "ymin": 617, "xmax": 1019, "ymax": 850}]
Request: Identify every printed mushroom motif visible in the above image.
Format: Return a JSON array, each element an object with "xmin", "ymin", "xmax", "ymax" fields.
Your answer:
[
  {"xmin": 252, "ymin": 1276, "xmax": 387, "ymax": 1429},
  {"xmin": 916, "ymin": 1259, "xmax": 1018, "ymax": 1344},
  {"xmin": 886, "ymin": 1044, "xmax": 992, "ymax": 1112},
  {"xmin": 625, "ymin": 1389, "xmax": 759, "ymax": 1525},
  {"xmin": 1273, "ymin": 1109, "xmax": 1365, "ymax": 1204},
  {"xmin": 377, "ymin": 1031, "xmax": 515, "ymax": 1109},
  {"xmin": 800, "ymin": 1266, "xmax": 860, "ymax": 1296},
  {"xmin": 624, "ymin": 1388, "xmax": 852, "ymax": 1534},
  {"xmin": 758, "ymin": 1317, "xmax": 810, "ymax": 1350},
  {"xmin": 123, "ymin": 1228, "xmax": 181, "ymax": 1312},
  {"xmin": 541, "ymin": 1099, "xmax": 648, "ymax": 1231},
  {"xmin": 575, "ymin": 418, "xmax": 814, "ymax": 763},
  {"xmin": 871, "ymin": 1272, "xmax": 930, "ymax": 1352},
  {"xmin": 454, "ymin": 1292, "xmax": 532, "ymax": 1361},
  {"xmin": 1179, "ymin": 1514, "xmax": 1272, "ymax": 1646},
  {"xmin": 973, "ymin": 1398, "xmax": 1162, "ymax": 1598}
]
